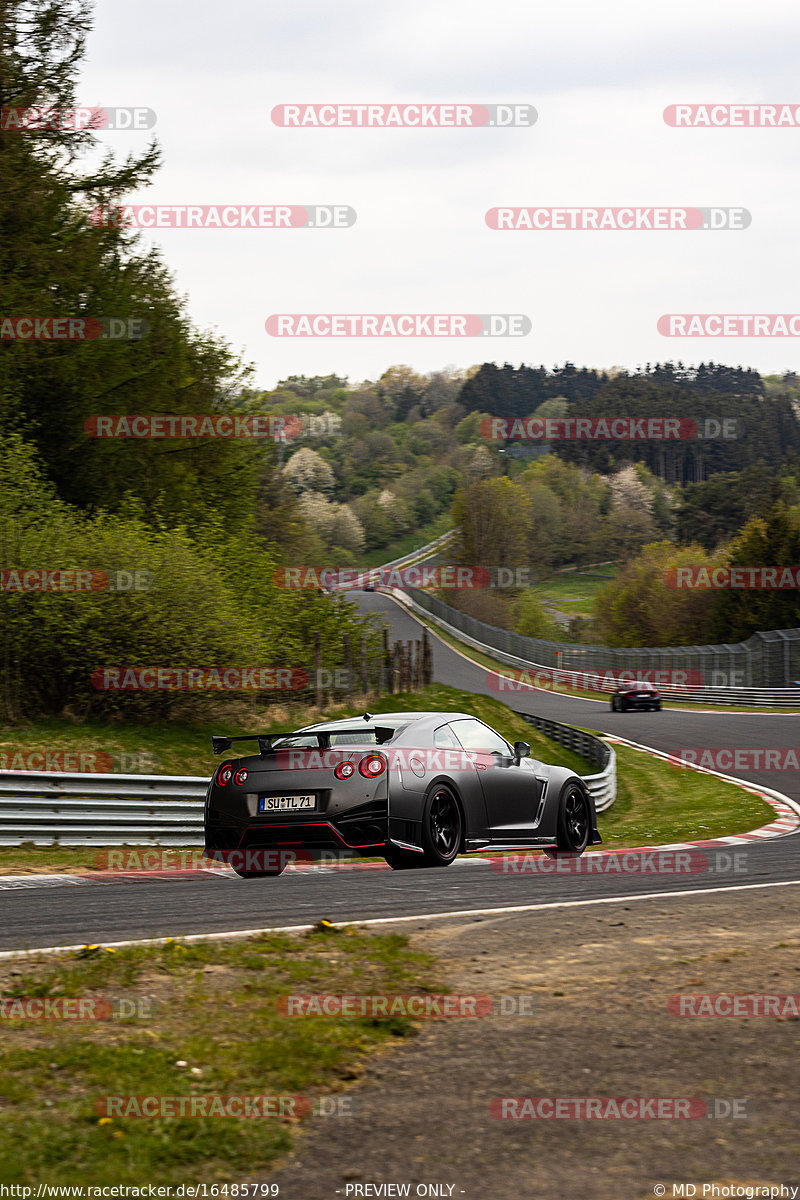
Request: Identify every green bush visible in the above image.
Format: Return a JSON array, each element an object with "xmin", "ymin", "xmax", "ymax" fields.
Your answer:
[{"xmin": 0, "ymin": 435, "xmax": 381, "ymax": 721}]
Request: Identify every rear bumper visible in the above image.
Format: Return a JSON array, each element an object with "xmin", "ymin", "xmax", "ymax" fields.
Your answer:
[{"xmin": 205, "ymin": 798, "xmax": 390, "ymax": 854}]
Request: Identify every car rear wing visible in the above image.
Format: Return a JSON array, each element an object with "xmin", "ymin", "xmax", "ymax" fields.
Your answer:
[
  {"xmin": 211, "ymin": 727, "xmax": 396, "ymax": 756},
  {"xmin": 212, "ymin": 735, "xmax": 280, "ymax": 756}
]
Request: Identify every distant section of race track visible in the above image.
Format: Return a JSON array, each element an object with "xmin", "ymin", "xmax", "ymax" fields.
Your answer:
[{"xmin": 354, "ymin": 589, "xmax": 800, "ymax": 802}]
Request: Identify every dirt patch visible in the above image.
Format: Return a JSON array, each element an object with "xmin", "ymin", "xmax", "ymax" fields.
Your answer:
[{"xmin": 260, "ymin": 888, "xmax": 800, "ymax": 1199}]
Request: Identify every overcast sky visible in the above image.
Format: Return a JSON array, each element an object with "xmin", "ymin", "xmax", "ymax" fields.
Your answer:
[{"xmin": 78, "ymin": 0, "xmax": 800, "ymax": 389}]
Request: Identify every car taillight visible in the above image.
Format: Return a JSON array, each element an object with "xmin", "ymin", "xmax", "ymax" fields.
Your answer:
[
  {"xmin": 334, "ymin": 761, "xmax": 356, "ymax": 780},
  {"xmin": 217, "ymin": 763, "xmax": 233, "ymax": 786},
  {"xmin": 359, "ymin": 754, "xmax": 386, "ymax": 778},
  {"xmin": 234, "ymin": 767, "xmax": 248, "ymax": 786}
]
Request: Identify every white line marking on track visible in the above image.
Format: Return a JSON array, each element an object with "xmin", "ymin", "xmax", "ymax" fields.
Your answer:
[{"xmin": 3, "ymin": 878, "xmax": 800, "ymax": 960}]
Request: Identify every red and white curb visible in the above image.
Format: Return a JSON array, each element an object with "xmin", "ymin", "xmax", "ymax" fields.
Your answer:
[{"xmin": 600, "ymin": 734, "xmax": 800, "ymax": 849}]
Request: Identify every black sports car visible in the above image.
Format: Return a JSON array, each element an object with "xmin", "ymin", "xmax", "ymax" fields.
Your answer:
[
  {"xmin": 204, "ymin": 710, "xmax": 601, "ymax": 877},
  {"xmin": 610, "ymin": 687, "xmax": 661, "ymax": 712}
]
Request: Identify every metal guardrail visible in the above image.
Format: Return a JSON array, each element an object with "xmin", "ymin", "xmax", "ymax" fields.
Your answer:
[
  {"xmin": 329, "ymin": 530, "xmax": 457, "ymax": 592},
  {"xmin": 0, "ymin": 773, "xmax": 208, "ymax": 846},
  {"xmin": 643, "ymin": 685, "xmax": 800, "ymax": 706},
  {"xmin": 0, "ymin": 710, "xmax": 616, "ymax": 843},
  {"xmin": 372, "ymin": 529, "xmax": 456, "ymax": 571},
  {"xmin": 389, "ymin": 587, "xmax": 800, "ymax": 707}
]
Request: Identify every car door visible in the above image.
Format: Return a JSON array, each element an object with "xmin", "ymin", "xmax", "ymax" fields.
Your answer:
[
  {"xmin": 432, "ymin": 721, "xmax": 491, "ymax": 840},
  {"xmin": 449, "ymin": 718, "xmax": 543, "ymax": 841}
]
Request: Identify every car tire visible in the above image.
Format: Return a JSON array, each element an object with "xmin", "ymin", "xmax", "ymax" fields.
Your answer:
[
  {"xmin": 610, "ymin": 696, "xmax": 617, "ymax": 712},
  {"xmin": 384, "ymin": 848, "xmax": 428, "ymax": 870},
  {"xmin": 231, "ymin": 866, "xmax": 284, "ymax": 878},
  {"xmin": 419, "ymin": 785, "xmax": 462, "ymax": 867},
  {"xmin": 209, "ymin": 847, "xmax": 287, "ymax": 878},
  {"xmin": 555, "ymin": 782, "xmax": 590, "ymax": 854}
]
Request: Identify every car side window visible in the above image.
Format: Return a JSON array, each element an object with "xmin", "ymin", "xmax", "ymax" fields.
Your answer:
[
  {"xmin": 450, "ymin": 719, "xmax": 511, "ymax": 756},
  {"xmin": 433, "ymin": 724, "xmax": 459, "ymax": 749}
]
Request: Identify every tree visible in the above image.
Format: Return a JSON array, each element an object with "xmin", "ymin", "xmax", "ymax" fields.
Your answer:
[
  {"xmin": 297, "ymin": 494, "xmax": 365, "ymax": 555},
  {"xmin": 0, "ymin": 0, "xmax": 260, "ymax": 531},
  {"xmin": 676, "ymin": 465, "xmax": 777, "ymax": 549},
  {"xmin": 451, "ymin": 477, "xmax": 534, "ymax": 568},
  {"xmin": 378, "ymin": 489, "xmax": 413, "ymax": 535},
  {"xmin": 710, "ymin": 505, "xmax": 800, "ymax": 642},
  {"xmin": 515, "ymin": 592, "xmax": 562, "ymax": 639},
  {"xmin": 454, "ymin": 411, "xmax": 488, "ymax": 444},
  {"xmin": 609, "ymin": 465, "xmax": 654, "ymax": 513},
  {"xmin": 593, "ymin": 541, "xmax": 721, "ymax": 647},
  {"xmin": 283, "ymin": 448, "xmax": 336, "ymax": 496},
  {"xmin": 521, "ymin": 482, "xmax": 561, "ymax": 573}
]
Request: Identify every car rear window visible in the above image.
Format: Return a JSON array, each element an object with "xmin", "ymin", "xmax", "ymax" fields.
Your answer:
[{"xmin": 273, "ymin": 723, "xmax": 411, "ymax": 748}]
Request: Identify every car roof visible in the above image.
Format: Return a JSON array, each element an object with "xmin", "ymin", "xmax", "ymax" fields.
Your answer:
[{"xmin": 297, "ymin": 711, "xmax": 480, "ymax": 733}]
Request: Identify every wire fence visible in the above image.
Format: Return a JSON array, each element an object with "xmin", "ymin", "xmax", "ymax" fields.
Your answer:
[{"xmin": 404, "ymin": 589, "xmax": 800, "ymax": 688}]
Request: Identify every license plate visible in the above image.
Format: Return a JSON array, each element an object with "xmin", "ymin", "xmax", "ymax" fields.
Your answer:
[{"xmin": 258, "ymin": 794, "xmax": 316, "ymax": 813}]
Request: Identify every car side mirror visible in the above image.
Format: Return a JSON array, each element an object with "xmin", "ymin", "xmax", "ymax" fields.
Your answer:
[{"xmin": 513, "ymin": 741, "xmax": 530, "ymax": 764}]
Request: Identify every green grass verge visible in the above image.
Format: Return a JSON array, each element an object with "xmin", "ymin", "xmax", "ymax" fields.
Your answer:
[
  {"xmin": 530, "ymin": 565, "xmax": 619, "ymax": 618},
  {"xmin": 596, "ymin": 743, "xmax": 773, "ymax": 846},
  {"xmin": 0, "ymin": 928, "xmax": 440, "ymax": 1185}
]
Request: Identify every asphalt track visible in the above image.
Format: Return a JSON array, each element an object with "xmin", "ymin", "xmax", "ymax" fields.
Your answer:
[{"xmin": 2, "ymin": 590, "xmax": 798, "ymax": 953}]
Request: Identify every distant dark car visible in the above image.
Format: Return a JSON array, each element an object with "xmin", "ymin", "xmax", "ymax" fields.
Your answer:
[
  {"xmin": 610, "ymin": 687, "xmax": 661, "ymax": 712},
  {"xmin": 204, "ymin": 710, "xmax": 601, "ymax": 877}
]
